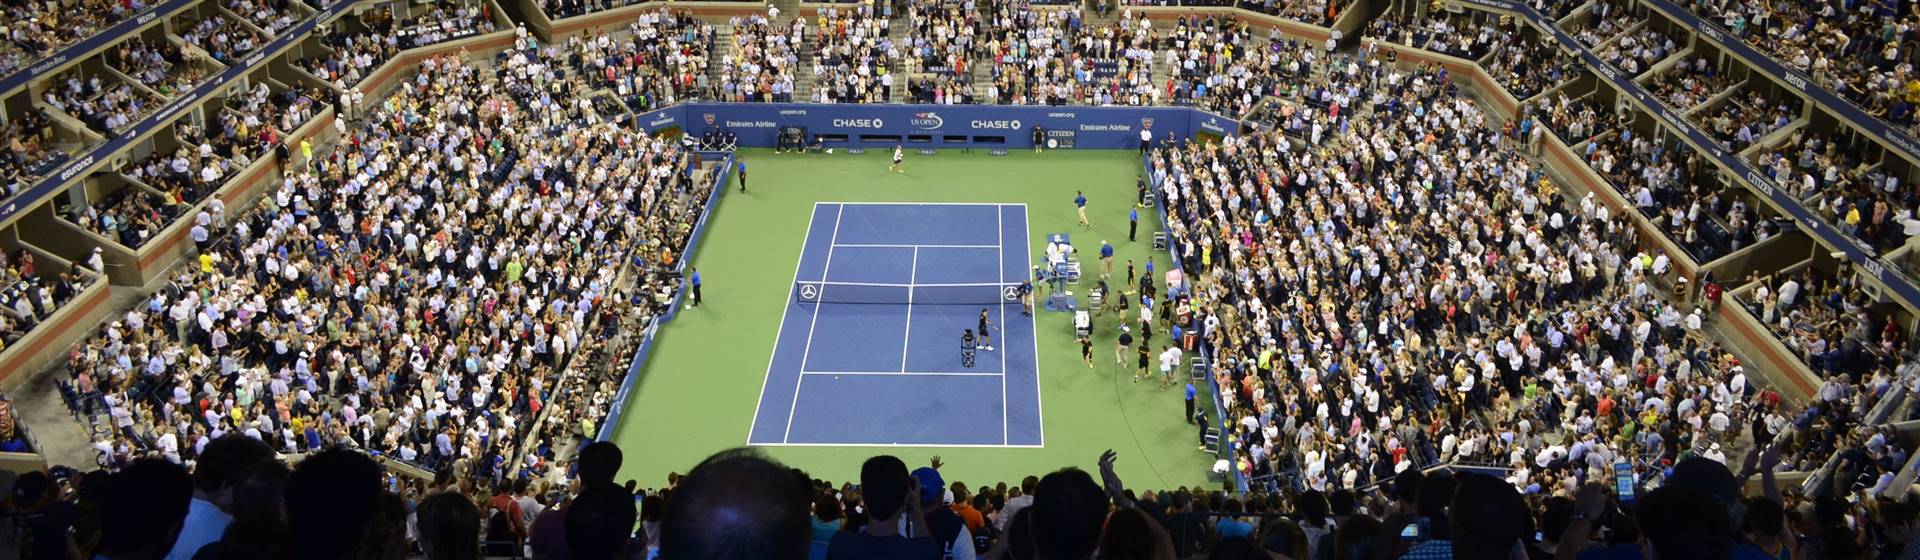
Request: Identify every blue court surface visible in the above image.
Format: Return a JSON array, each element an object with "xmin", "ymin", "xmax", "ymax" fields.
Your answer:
[{"xmin": 748, "ymin": 202, "xmax": 1042, "ymax": 447}]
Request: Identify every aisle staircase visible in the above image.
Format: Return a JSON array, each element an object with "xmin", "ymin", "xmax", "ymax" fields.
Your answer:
[
  {"xmin": 707, "ymin": 24, "xmax": 733, "ymax": 100},
  {"xmin": 887, "ymin": 5, "xmax": 910, "ymax": 103},
  {"xmin": 793, "ymin": 32, "xmax": 815, "ymax": 102}
]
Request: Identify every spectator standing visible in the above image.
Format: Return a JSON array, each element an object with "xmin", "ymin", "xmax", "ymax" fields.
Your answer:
[
  {"xmin": 905, "ymin": 465, "xmax": 974, "ymax": 560},
  {"xmin": 995, "ymin": 476, "xmax": 1038, "ymax": 534},
  {"xmin": 658, "ymin": 448, "xmax": 810, "ymax": 559},
  {"xmin": 165, "ymin": 435, "xmax": 275, "ymax": 560},
  {"xmin": 487, "ymin": 481, "xmax": 528, "ymax": 554},
  {"xmin": 101, "ymin": 459, "xmax": 194, "ymax": 560},
  {"xmin": 827, "ymin": 455, "xmax": 939, "ymax": 559},
  {"xmin": 417, "ymin": 492, "xmax": 483, "ymax": 560}
]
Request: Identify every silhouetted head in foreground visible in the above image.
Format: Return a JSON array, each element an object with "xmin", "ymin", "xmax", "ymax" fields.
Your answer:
[{"xmin": 658, "ymin": 447, "xmax": 811, "ymax": 560}]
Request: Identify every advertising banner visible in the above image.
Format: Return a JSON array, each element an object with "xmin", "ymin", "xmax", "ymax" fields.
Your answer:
[
  {"xmin": 1045, "ymin": 129, "xmax": 1077, "ymax": 149},
  {"xmin": 635, "ymin": 106, "xmax": 684, "ymax": 134},
  {"xmin": 676, "ymin": 103, "xmax": 1229, "ymax": 149}
]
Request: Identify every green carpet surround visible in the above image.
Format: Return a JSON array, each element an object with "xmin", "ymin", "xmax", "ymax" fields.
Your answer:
[{"xmin": 610, "ymin": 149, "xmax": 1220, "ymax": 490}]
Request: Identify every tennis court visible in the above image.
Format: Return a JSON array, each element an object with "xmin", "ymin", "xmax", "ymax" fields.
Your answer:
[{"xmin": 748, "ymin": 202, "xmax": 1043, "ymax": 447}]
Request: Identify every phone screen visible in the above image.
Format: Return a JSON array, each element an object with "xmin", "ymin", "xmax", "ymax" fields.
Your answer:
[
  {"xmin": 1614, "ymin": 462, "xmax": 1636, "ymax": 503},
  {"xmin": 1401, "ymin": 517, "xmax": 1427, "ymax": 540}
]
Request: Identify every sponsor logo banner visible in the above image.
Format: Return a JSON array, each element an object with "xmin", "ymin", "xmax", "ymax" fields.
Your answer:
[
  {"xmin": 910, "ymin": 112, "xmax": 945, "ymax": 130},
  {"xmin": 832, "ymin": 118, "xmax": 885, "ymax": 129}
]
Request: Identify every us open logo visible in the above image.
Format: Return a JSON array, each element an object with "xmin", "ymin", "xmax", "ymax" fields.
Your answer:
[
  {"xmin": 703, "ymin": 113, "xmax": 716, "ymax": 125},
  {"xmin": 910, "ymin": 112, "xmax": 945, "ymax": 130},
  {"xmin": 1141, "ymin": 118, "xmax": 1154, "ymax": 129}
]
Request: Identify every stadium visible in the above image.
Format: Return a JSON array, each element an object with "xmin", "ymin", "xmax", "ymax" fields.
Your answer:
[{"xmin": 0, "ymin": 0, "xmax": 1912, "ymax": 557}]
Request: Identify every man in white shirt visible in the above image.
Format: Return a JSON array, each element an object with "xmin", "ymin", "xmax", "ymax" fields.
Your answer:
[
  {"xmin": 995, "ymin": 476, "xmax": 1038, "ymax": 532},
  {"xmin": 164, "ymin": 435, "xmax": 276, "ymax": 559},
  {"xmin": 1159, "ymin": 345, "xmax": 1183, "ymax": 388},
  {"xmin": 1779, "ymin": 276, "xmax": 1801, "ymax": 309}
]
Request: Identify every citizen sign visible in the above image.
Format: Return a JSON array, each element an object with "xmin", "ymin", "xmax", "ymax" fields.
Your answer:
[
  {"xmin": 970, "ymin": 119, "xmax": 1022, "ymax": 130},
  {"xmin": 833, "ymin": 118, "xmax": 885, "ymax": 128},
  {"xmin": 1744, "ymin": 172, "xmax": 1775, "ymax": 198}
]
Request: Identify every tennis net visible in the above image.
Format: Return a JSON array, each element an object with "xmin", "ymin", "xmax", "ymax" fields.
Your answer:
[{"xmin": 794, "ymin": 281, "xmax": 1023, "ymax": 305}]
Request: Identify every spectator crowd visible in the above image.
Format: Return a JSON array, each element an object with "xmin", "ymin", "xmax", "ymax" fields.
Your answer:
[
  {"xmin": 5, "ymin": 4, "xmax": 1920, "ymax": 560},
  {"xmin": 566, "ymin": 10, "xmax": 715, "ymax": 112},
  {"xmin": 10, "ymin": 431, "xmax": 1920, "ymax": 560},
  {"xmin": 59, "ymin": 35, "xmax": 716, "ymax": 497},
  {"xmin": 1145, "ymin": 44, "xmax": 1864, "ymax": 530}
]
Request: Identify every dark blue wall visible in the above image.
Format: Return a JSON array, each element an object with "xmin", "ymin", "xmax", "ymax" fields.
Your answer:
[{"xmin": 638, "ymin": 103, "xmax": 1237, "ymax": 149}]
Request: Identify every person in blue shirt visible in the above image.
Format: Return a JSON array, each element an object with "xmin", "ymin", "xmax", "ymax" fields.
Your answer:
[
  {"xmin": 1129, "ymin": 206, "xmax": 1140, "ymax": 241},
  {"xmin": 1099, "ymin": 240, "xmax": 1114, "ymax": 279},
  {"xmin": 1215, "ymin": 500, "xmax": 1254, "ymax": 540},
  {"xmin": 1184, "ymin": 382, "xmax": 1197, "ymax": 424},
  {"xmin": 737, "ymin": 159, "xmax": 748, "ymax": 193},
  {"xmin": 688, "ymin": 267, "xmax": 703, "ymax": 308},
  {"xmin": 1074, "ymin": 191, "xmax": 1089, "ymax": 229}
]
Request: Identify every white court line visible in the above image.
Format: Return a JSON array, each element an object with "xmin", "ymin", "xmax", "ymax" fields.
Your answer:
[
  {"xmin": 901, "ymin": 247, "xmax": 917, "ymax": 373},
  {"xmin": 798, "ymin": 280, "xmax": 1012, "ymax": 288},
  {"xmin": 753, "ymin": 442, "xmax": 1047, "ymax": 449},
  {"xmin": 834, "ymin": 243, "xmax": 1002, "ymax": 249},
  {"xmin": 745, "ymin": 202, "xmax": 823, "ymax": 445},
  {"xmin": 801, "ymin": 370, "xmax": 1005, "ymax": 377},
  {"xmin": 998, "ymin": 204, "xmax": 1008, "ymax": 445},
  {"xmin": 782, "ymin": 204, "xmax": 845, "ymax": 444},
  {"xmin": 1022, "ymin": 204, "xmax": 1044, "ymax": 447},
  {"xmin": 819, "ymin": 201, "xmax": 1028, "ymax": 207}
]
